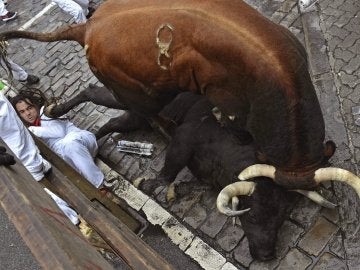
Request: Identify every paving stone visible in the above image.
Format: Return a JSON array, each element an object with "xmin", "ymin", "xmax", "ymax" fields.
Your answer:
[
  {"xmin": 201, "ymin": 191, "xmax": 218, "ymax": 210},
  {"xmin": 277, "ymin": 248, "xmax": 312, "ymax": 270},
  {"xmin": 342, "ymin": 55, "xmax": 360, "ymax": 74},
  {"xmin": 150, "ymin": 151, "xmax": 166, "ymax": 172},
  {"xmin": 276, "ymin": 220, "xmax": 304, "ymax": 257},
  {"xmin": 170, "ymin": 191, "xmax": 203, "ymax": 219},
  {"xmin": 298, "ymin": 216, "xmax": 338, "ymax": 256},
  {"xmin": 115, "ymin": 155, "xmax": 135, "ymax": 176},
  {"xmin": 339, "ymin": 72, "xmax": 359, "ymax": 88},
  {"xmin": 328, "ymin": 24, "xmax": 349, "ymax": 40},
  {"xmin": 216, "ymin": 219, "xmax": 244, "ymax": 252},
  {"xmin": 220, "ymin": 262, "xmax": 240, "ymax": 270},
  {"xmin": 344, "ymin": 234, "xmax": 360, "ymax": 270},
  {"xmin": 233, "ymin": 237, "xmax": 253, "ymax": 268},
  {"xmin": 249, "ymin": 258, "xmax": 280, "ymax": 270},
  {"xmin": 328, "ymin": 233, "xmax": 346, "ymax": 259},
  {"xmin": 290, "ymin": 197, "xmax": 322, "ymax": 228},
  {"xmin": 348, "ymin": 37, "xmax": 360, "ymax": 55},
  {"xmin": 125, "ymin": 159, "xmax": 141, "ymax": 180},
  {"xmin": 79, "ymin": 112, "xmax": 101, "ymax": 130},
  {"xmin": 200, "ymin": 209, "xmax": 228, "ymax": 238},
  {"xmin": 321, "ymin": 206, "xmax": 340, "ymax": 224},
  {"xmin": 183, "ymin": 204, "xmax": 208, "ymax": 229},
  {"xmin": 326, "ymin": 35, "xmax": 342, "ymax": 51},
  {"xmin": 313, "ymin": 252, "xmax": 346, "ymax": 269},
  {"xmin": 334, "ymin": 47, "xmax": 355, "ymax": 62},
  {"xmin": 99, "ymin": 137, "xmax": 117, "ymax": 158}
]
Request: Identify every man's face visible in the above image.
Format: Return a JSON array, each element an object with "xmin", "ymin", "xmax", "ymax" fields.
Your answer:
[{"xmin": 15, "ymin": 99, "xmax": 39, "ymax": 125}]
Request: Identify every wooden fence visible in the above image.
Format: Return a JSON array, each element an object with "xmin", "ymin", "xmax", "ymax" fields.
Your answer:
[{"xmin": 0, "ymin": 138, "xmax": 174, "ymax": 270}]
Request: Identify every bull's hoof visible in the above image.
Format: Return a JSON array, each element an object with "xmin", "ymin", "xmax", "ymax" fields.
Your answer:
[
  {"xmin": 166, "ymin": 182, "xmax": 177, "ymax": 202},
  {"xmin": 43, "ymin": 103, "xmax": 56, "ymax": 117},
  {"xmin": 133, "ymin": 177, "xmax": 145, "ymax": 188},
  {"xmin": 137, "ymin": 178, "xmax": 167, "ymax": 196}
]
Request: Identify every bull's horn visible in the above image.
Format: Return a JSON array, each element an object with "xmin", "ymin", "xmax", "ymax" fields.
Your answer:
[
  {"xmin": 216, "ymin": 182, "xmax": 255, "ymax": 216},
  {"xmin": 238, "ymin": 164, "xmax": 276, "ymax": 180},
  {"xmin": 293, "ymin": 189, "xmax": 337, "ymax": 209},
  {"xmin": 314, "ymin": 168, "xmax": 360, "ymax": 198}
]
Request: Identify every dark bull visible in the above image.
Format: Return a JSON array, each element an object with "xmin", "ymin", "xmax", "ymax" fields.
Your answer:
[{"xmin": 37, "ymin": 86, "xmax": 335, "ymax": 261}]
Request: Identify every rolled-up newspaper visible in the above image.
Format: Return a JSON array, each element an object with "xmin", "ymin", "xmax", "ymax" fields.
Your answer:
[{"xmin": 116, "ymin": 140, "xmax": 154, "ymax": 156}]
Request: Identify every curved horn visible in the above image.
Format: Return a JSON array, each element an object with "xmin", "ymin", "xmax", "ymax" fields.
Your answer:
[
  {"xmin": 216, "ymin": 182, "xmax": 255, "ymax": 216},
  {"xmin": 314, "ymin": 168, "xmax": 360, "ymax": 198},
  {"xmin": 238, "ymin": 164, "xmax": 276, "ymax": 180},
  {"xmin": 293, "ymin": 189, "xmax": 337, "ymax": 209}
]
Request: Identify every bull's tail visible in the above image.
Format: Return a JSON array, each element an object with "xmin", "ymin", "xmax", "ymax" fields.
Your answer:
[
  {"xmin": 0, "ymin": 23, "xmax": 86, "ymax": 45},
  {"xmin": 0, "ymin": 41, "xmax": 14, "ymax": 82},
  {"xmin": 0, "ymin": 24, "xmax": 85, "ymax": 84}
]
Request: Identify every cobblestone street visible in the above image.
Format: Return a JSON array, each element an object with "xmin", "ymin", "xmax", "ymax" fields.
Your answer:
[{"xmin": 0, "ymin": 0, "xmax": 359, "ymax": 269}]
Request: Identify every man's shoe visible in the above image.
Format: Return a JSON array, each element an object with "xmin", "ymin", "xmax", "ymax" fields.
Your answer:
[
  {"xmin": 86, "ymin": 7, "xmax": 95, "ymax": 19},
  {"xmin": 20, "ymin": 74, "xmax": 40, "ymax": 85},
  {"xmin": 0, "ymin": 11, "xmax": 17, "ymax": 22}
]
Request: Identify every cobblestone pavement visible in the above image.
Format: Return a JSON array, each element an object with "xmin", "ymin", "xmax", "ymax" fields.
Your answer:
[{"xmin": 1, "ymin": 0, "xmax": 359, "ymax": 269}]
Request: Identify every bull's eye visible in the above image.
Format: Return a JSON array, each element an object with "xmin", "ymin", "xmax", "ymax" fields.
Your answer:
[{"xmin": 247, "ymin": 211, "xmax": 258, "ymax": 223}]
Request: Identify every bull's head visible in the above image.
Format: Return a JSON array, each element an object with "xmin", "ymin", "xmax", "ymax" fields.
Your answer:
[{"xmin": 217, "ymin": 179, "xmax": 300, "ymax": 261}]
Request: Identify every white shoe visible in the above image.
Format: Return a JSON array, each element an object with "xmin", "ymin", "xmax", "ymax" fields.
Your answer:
[{"xmin": 42, "ymin": 159, "xmax": 52, "ymax": 174}]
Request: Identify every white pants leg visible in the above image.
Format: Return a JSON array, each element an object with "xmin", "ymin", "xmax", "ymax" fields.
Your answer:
[
  {"xmin": 0, "ymin": 0, "xmax": 8, "ymax": 16},
  {"xmin": 52, "ymin": 0, "xmax": 88, "ymax": 23},
  {"xmin": 44, "ymin": 188, "xmax": 79, "ymax": 225},
  {"xmin": 55, "ymin": 131, "xmax": 104, "ymax": 188},
  {"xmin": 5, "ymin": 59, "xmax": 28, "ymax": 81}
]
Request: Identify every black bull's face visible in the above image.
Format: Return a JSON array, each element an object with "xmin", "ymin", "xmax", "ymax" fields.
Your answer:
[{"xmin": 238, "ymin": 179, "xmax": 298, "ymax": 261}]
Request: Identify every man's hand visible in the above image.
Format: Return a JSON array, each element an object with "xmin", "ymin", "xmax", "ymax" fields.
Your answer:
[{"xmin": 0, "ymin": 146, "xmax": 16, "ymax": 166}]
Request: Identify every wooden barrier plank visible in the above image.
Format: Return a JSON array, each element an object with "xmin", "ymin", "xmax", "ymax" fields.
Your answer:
[
  {"xmin": 45, "ymin": 153, "xmax": 175, "ymax": 270},
  {"xmin": 0, "ymin": 139, "xmax": 114, "ymax": 270}
]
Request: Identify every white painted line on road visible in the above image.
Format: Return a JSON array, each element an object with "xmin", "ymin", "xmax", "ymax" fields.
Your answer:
[
  {"xmin": 98, "ymin": 159, "xmax": 239, "ymax": 270},
  {"xmin": 18, "ymin": 3, "xmax": 57, "ymax": 31}
]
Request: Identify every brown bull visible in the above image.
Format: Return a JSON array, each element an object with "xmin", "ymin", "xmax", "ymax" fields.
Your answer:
[{"xmin": 0, "ymin": 0, "xmax": 359, "ymax": 200}]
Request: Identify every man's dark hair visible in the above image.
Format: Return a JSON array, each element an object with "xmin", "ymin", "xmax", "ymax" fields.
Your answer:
[{"xmin": 10, "ymin": 90, "xmax": 44, "ymax": 109}]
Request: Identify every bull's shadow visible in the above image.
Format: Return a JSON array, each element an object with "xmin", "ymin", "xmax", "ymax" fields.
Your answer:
[{"xmin": 43, "ymin": 85, "xmax": 335, "ymax": 261}]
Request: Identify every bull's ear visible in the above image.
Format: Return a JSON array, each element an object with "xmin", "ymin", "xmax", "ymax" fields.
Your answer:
[{"xmin": 324, "ymin": 141, "xmax": 336, "ymax": 160}]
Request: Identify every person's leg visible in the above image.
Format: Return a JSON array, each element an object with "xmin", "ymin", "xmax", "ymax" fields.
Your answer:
[
  {"xmin": 2, "ymin": 58, "xmax": 39, "ymax": 84},
  {"xmin": 52, "ymin": 0, "xmax": 87, "ymax": 23},
  {"xmin": 58, "ymin": 131, "xmax": 104, "ymax": 188},
  {"xmin": 73, "ymin": 0, "xmax": 89, "ymax": 14},
  {"xmin": 7, "ymin": 59, "xmax": 27, "ymax": 81},
  {"xmin": 0, "ymin": 0, "xmax": 7, "ymax": 16}
]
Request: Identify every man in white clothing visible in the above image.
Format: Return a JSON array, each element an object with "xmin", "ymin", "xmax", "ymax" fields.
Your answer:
[
  {"xmin": 0, "ymin": 90, "xmax": 79, "ymax": 225},
  {"xmin": 0, "ymin": 91, "xmax": 50, "ymax": 181},
  {"xmin": 11, "ymin": 93, "xmax": 105, "ymax": 189},
  {"xmin": 52, "ymin": 0, "xmax": 95, "ymax": 24}
]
